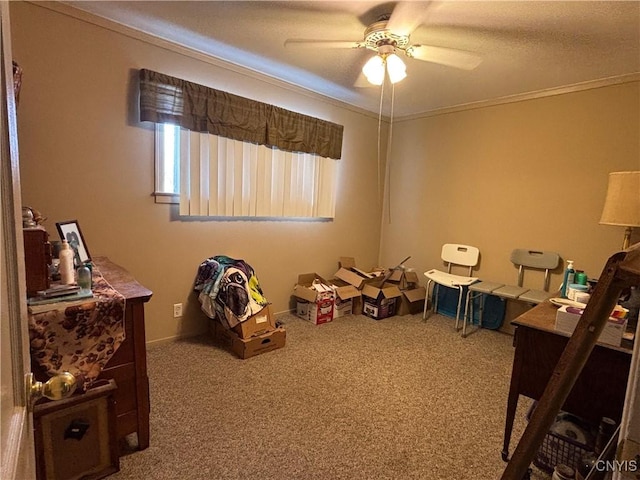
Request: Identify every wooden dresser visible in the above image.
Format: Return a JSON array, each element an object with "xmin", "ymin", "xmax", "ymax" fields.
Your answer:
[
  {"xmin": 31, "ymin": 257, "xmax": 153, "ymax": 454},
  {"xmin": 93, "ymin": 257, "xmax": 153, "ymax": 452}
]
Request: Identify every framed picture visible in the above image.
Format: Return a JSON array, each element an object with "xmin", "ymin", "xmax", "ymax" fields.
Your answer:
[{"xmin": 56, "ymin": 220, "xmax": 91, "ymax": 266}]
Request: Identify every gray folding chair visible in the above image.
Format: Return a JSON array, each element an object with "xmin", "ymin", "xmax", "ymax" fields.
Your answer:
[{"xmin": 464, "ymin": 249, "xmax": 559, "ymax": 337}]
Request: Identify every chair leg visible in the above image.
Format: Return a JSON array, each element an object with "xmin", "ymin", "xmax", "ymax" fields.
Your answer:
[
  {"xmin": 455, "ymin": 286, "xmax": 463, "ymax": 331},
  {"xmin": 463, "ymin": 291, "xmax": 485, "ymax": 338},
  {"xmin": 463, "ymin": 289, "xmax": 475, "ymax": 338},
  {"xmin": 422, "ymin": 279, "xmax": 432, "ymax": 321}
]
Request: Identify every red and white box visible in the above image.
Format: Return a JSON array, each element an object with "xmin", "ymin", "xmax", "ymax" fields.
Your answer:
[{"xmin": 293, "ymin": 274, "xmax": 336, "ymax": 325}]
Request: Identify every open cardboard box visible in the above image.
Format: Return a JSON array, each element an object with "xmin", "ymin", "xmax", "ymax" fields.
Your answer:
[
  {"xmin": 293, "ymin": 273, "xmax": 336, "ymax": 325},
  {"xmin": 332, "ymin": 283, "xmax": 360, "ymax": 318},
  {"xmin": 397, "ymin": 287, "xmax": 427, "ymax": 315},
  {"xmin": 361, "ymin": 283, "xmax": 402, "ymax": 320},
  {"xmin": 387, "ymin": 269, "xmax": 420, "ymax": 291},
  {"xmin": 232, "ymin": 304, "xmax": 276, "ymax": 339},
  {"xmin": 213, "ymin": 321, "xmax": 286, "ymax": 359},
  {"xmin": 334, "ymin": 257, "xmax": 387, "ymax": 289},
  {"xmin": 293, "ymin": 273, "xmax": 334, "ymax": 302},
  {"xmin": 331, "ymin": 277, "xmax": 363, "ymax": 315}
]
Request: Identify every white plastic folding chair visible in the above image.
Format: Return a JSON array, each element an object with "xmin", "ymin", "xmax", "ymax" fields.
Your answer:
[{"xmin": 423, "ymin": 244, "xmax": 480, "ymax": 331}]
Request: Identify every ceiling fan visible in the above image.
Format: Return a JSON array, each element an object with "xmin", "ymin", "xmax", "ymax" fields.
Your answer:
[{"xmin": 285, "ymin": 1, "xmax": 482, "ymax": 86}]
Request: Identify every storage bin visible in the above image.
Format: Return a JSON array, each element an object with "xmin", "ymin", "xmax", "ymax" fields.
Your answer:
[{"xmin": 434, "ymin": 286, "xmax": 506, "ymax": 330}]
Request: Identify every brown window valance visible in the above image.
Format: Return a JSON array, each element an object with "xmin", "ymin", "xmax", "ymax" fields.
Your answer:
[{"xmin": 139, "ymin": 69, "xmax": 343, "ymax": 160}]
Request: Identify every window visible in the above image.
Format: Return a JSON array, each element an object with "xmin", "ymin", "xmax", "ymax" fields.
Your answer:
[
  {"xmin": 154, "ymin": 124, "xmax": 338, "ymax": 218},
  {"xmin": 141, "ymin": 69, "xmax": 343, "ymax": 218},
  {"xmin": 155, "ymin": 124, "xmax": 180, "ymax": 195}
]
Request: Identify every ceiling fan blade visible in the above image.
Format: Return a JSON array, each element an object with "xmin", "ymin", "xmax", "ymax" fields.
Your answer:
[
  {"xmin": 354, "ymin": 71, "xmax": 375, "ymax": 88},
  {"xmin": 387, "ymin": 1, "xmax": 435, "ymax": 36},
  {"xmin": 284, "ymin": 39, "xmax": 363, "ymax": 50},
  {"xmin": 406, "ymin": 45, "xmax": 482, "ymax": 70}
]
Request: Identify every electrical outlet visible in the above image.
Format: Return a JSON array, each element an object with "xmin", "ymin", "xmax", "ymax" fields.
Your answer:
[{"xmin": 173, "ymin": 303, "xmax": 183, "ymax": 318}]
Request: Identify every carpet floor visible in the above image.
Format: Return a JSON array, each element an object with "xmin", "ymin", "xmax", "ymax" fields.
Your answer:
[{"xmin": 110, "ymin": 312, "xmax": 550, "ymax": 479}]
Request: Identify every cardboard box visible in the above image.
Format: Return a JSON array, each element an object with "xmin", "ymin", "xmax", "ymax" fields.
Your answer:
[
  {"xmin": 213, "ymin": 321, "xmax": 286, "ymax": 359},
  {"xmin": 232, "ymin": 305, "xmax": 276, "ymax": 339},
  {"xmin": 293, "ymin": 274, "xmax": 336, "ymax": 325},
  {"xmin": 331, "ymin": 278, "xmax": 365, "ymax": 315},
  {"xmin": 295, "ymin": 299, "xmax": 334, "ymax": 325},
  {"xmin": 397, "ymin": 286, "xmax": 427, "ymax": 316},
  {"xmin": 332, "ymin": 284, "xmax": 360, "ymax": 319},
  {"xmin": 555, "ymin": 305, "xmax": 627, "ymax": 346},
  {"xmin": 293, "ymin": 273, "xmax": 335, "ymax": 302},
  {"xmin": 387, "ymin": 269, "xmax": 420, "ymax": 291},
  {"xmin": 361, "ymin": 283, "xmax": 402, "ymax": 320}
]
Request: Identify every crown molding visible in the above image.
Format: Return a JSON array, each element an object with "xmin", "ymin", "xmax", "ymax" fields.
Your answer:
[{"xmin": 397, "ymin": 73, "xmax": 640, "ymax": 122}]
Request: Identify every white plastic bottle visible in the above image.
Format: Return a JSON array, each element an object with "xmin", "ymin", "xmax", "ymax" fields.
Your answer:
[
  {"xmin": 59, "ymin": 240, "xmax": 75, "ymax": 285},
  {"xmin": 561, "ymin": 260, "xmax": 575, "ymax": 299}
]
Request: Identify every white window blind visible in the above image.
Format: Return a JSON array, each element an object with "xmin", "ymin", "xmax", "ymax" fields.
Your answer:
[{"xmin": 158, "ymin": 126, "xmax": 337, "ymax": 218}]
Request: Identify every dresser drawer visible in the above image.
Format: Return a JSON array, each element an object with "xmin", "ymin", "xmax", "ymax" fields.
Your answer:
[{"xmin": 99, "ymin": 362, "xmax": 136, "ymax": 415}]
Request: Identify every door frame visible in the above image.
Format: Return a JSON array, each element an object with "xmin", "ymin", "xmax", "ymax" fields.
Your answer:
[{"xmin": 0, "ymin": 1, "xmax": 36, "ymax": 478}]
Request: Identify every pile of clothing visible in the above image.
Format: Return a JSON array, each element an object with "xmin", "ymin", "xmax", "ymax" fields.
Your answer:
[{"xmin": 194, "ymin": 255, "xmax": 269, "ymax": 329}]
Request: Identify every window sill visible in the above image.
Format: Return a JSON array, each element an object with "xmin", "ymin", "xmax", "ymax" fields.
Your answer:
[{"xmin": 153, "ymin": 192, "xmax": 178, "ymax": 204}]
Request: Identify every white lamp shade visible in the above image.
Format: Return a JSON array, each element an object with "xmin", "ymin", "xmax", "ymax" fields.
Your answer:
[
  {"xmin": 599, "ymin": 171, "xmax": 640, "ymax": 227},
  {"xmin": 386, "ymin": 54, "xmax": 407, "ymax": 84},
  {"xmin": 362, "ymin": 55, "xmax": 385, "ymax": 85}
]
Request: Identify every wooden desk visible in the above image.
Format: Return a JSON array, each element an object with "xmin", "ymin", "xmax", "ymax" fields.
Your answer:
[{"xmin": 501, "ymin": 300, "xmax": 632, "ymax": 461}]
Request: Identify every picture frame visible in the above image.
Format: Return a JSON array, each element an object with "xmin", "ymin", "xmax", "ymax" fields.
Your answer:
[{"xmin": 56, "ymin": 220, "xmax": 91, "ymax": 266}]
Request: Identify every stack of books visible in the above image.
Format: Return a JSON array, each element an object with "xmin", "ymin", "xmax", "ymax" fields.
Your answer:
[{"xmin": 28, "ymin": 285, "xmax": 94, "ymax": 313}]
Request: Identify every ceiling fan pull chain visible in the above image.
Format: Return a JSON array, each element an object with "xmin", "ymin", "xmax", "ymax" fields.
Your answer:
[
  {"xmin": 386, "ymin": 82, "xmax": 396, "ymax": 224},
  {"xmin": 377, "ymin": 80, "xmax": 385, "ymax": 204}
]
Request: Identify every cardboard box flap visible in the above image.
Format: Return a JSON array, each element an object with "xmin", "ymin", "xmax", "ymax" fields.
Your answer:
[
  {"xmin": 403, "ymin": 287, "xmax": 426, "ymax": 303},
  {"xmin": 361, "ymin": 283, "xmax": 380, "ymax": 299},
  {"xmin": 297, "ymin": 273, "xmax": 329, "ymax": 287},
  {"xmin": 293, "ymin": 284, "xmax": 318, "ymax": 303},
  {"xmin": 388, "ymin": 269, "xmax": 403, "ymax": 282},
  {"xmin": 362, "ymin": 284, "xmax": 402, "ymax": 299},
  {"xmin": 334, "ymin": 284, "xmax": 360, "ymax": 300},
  {"xmin": 352, "ymin": 267, "xmax": 376, "ymax": 279},
  {"xmin": 294, "ymin": 273, "xmax": 334, "ymax": 302},
  {"xmin": 334, "ymin": 267, "xmax": 366, "ymax": 288},
  {"xmin": 381, "ymin": 285, "xmax": 402, "ymax": 299},
  {"xmin": 330, "ymin": 277, "xmax": 349, "ymax": 288},
  {"xmin": 387, "ymin": 269, "xmax": 420, "ymax": 285},
  {"xmin": 339, "ymin": 257, "xmax": 356, "ymax": 269},
  {"xmin": 404, "ymin": 271, "xmax": 419, "ymax": 284}
]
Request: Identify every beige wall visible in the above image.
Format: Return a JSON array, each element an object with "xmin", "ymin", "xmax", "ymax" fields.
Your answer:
[
  {"xmin": 11, "ymin": 2, "xmax": 640, "ymax": 343},
  {"xmin": 10, "ymin": 2, "xmax": 384, "ymax": 343},
  {"xmin": 379, "ymin": 82, "xmax": 640, "ymax": 323}
]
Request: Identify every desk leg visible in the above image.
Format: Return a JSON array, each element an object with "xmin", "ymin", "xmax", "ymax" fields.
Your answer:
[
  {"xmin": 502, "ymin": 335, "xmax": 523, "ymax": 461},
  {"xmin": 502, "ymin": 389, "xmax": 519, "ymax": 461}
]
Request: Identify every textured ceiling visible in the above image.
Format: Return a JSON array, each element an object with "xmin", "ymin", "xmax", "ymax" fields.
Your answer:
[{"xmin": 65, "ymin": 1, "xmax": 640, "ymax": 118}]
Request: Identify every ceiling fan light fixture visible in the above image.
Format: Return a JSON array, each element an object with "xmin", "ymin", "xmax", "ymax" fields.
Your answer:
[
  {"xmin": 386, "ymin": 53, "xmax": 406, "ymax": 84},
  {"xmin": 363, "ymin": 54, "xmax": 385, "ymax": 85}
]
